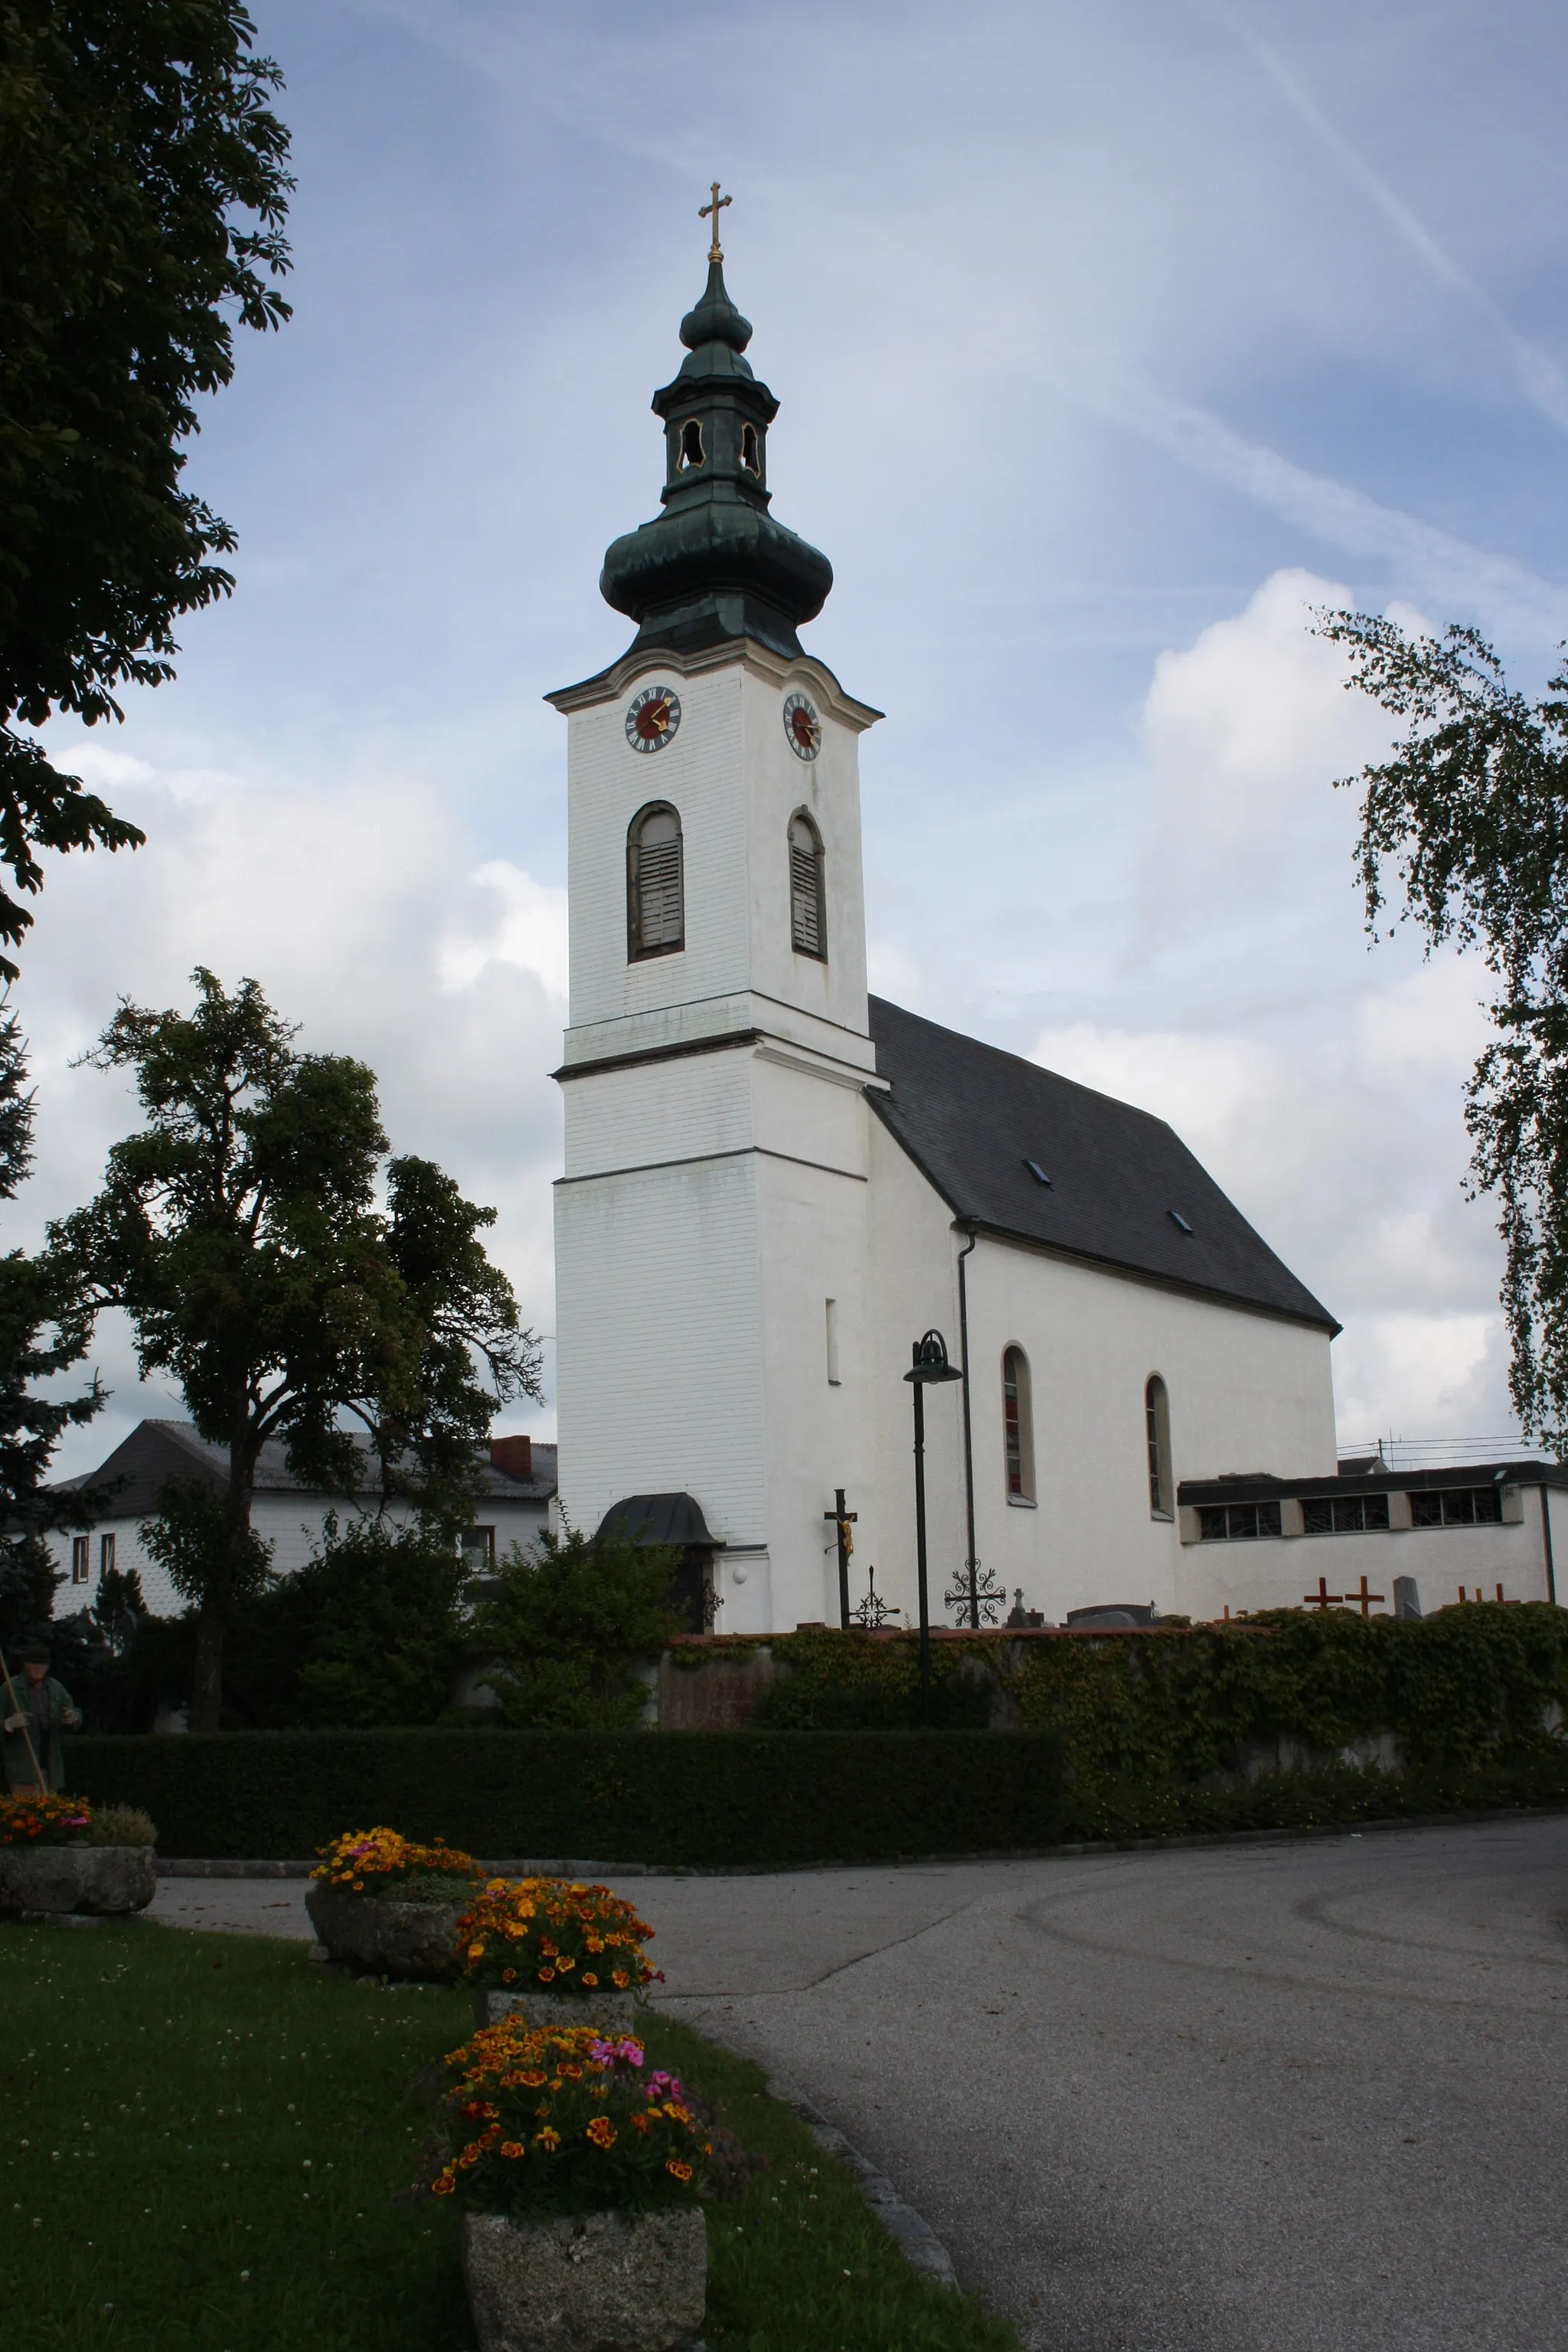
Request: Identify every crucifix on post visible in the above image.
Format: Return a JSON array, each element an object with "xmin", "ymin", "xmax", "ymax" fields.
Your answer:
[
  {"xmin": 825, "ymin": 1490, "xmax": 857, "ymax": 1630},
  {"xmin": 699, "ymin": 181, "xmax": 731, "ymax": 263}
]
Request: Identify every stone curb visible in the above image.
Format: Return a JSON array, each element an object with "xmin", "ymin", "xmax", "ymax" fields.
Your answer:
[
  {"xmin": 155, "ymin": 1804, "xmax": 1568, "ymax": 1882},
  {"xmin": 762, "ymin": 2070, "xmax": 957, "ymax": 2290}
]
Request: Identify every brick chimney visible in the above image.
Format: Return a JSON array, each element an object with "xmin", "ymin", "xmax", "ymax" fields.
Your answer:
[{"xmin": 489, "ymin": 1433, "xmax": 533, "ymax": 1480}]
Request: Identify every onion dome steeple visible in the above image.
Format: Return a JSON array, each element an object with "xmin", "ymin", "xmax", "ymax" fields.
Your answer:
[{"xmin": 599, "ymin": 189, "xmax": 833, "ymax": 663}]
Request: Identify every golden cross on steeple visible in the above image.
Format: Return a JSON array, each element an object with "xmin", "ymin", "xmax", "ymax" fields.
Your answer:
[{"xmin": 699, "ymin": 181, "xmax": 731, "ymax": 263}]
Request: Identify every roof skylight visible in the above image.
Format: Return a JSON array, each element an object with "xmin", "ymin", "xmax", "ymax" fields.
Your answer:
[
  {"xmin": 1024, "ymin": 1159, "xmax": 1054, "ymax": 1187},
  {"xmin": 1168, "ymin": 1209, "xmax": 1194, "ymax": 1234}
]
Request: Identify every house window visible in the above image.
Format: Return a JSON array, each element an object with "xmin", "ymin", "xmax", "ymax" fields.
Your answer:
[
  {"xmin": 71, "ymin": 1535, "xmax": 90, "ymax": 1584},
  {"xmin": 1145, "ymin": 1375, "xmax": 1173, "ymax": 1519},
  {"xmin": 1303, "ymin": 1495, "xmax": 1391, "ymax": 1535},
  {"xmin": 100, "ymin": 1532, "xmax": 116, "ymax": 1576},
  {"xmin": 460, "ymin": 1526, "xmax": 495, "ymax": 1569},
  {"xmin": 1002, "ymin": 1346, "xmax": 1035, "ymax": 1502},
  {"xmin": 1197, "ymin": 1501, "xmax": 1282, "ymax": 1542},
  {"xmin": 789, "ymin": 812, "xmax": 825, "ymax": 958},
  {"xmin": 1410, "ymin": 1487, "xmax": 1504, "ymax": 1529},
  {"xmin": 628, "ymin": 804, "xmax": 684, "ymax": 959}
]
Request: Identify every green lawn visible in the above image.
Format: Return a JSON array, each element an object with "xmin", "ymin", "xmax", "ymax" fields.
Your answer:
[{"xmin": 0, "ymin": 1919, "xmax": 1019, "ymax": 2352}]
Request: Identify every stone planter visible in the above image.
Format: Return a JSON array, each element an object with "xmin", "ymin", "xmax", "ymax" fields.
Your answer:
[
  {"xmin": 462, "ymin": 2206, "xmax": 705, "ymax": 2352},
  {"xmin": 304, "ymin": 1881, "xmax": 472, "ymax": 1981},
  {"xmin": 472, "ymin": 1985, "xmax": 641, "ymax": 2034},
  {"xmin": 0, "ymin": 1844, "xmax": 156, "ymax": 1918}
]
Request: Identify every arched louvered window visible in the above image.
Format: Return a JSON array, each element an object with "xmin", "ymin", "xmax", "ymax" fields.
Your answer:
[
  {"xmin": 628, "ymin": 803, "xmax": 684, "ymax": 960},
  {"xmin": 789, "ymin": 812, "xmax": 825, "ymax": 959},
  {"xmin": 1002, "ymin": 1345, "xmax": 1035, "ymax": 1502},
  {"xmin": 1145, "ymin": 1374, "xmax": 1173, "ymax": 1519}
]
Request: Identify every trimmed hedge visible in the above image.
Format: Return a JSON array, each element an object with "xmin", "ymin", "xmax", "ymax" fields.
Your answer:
[{"xmin": 64, "ymin": 1728, "xmax": 1066, "ymax": 1867}]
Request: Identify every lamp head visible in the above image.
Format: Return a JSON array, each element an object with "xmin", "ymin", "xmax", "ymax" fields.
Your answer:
[{"xmin": 905, "ymin": 1328, "xmax": 964, "ymax": 1384}]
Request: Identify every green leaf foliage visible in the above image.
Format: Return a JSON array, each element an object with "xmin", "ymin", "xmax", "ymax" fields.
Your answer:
[
  {"xmin": 472, "ymin": 1523, "xmax": 685, "ymax": 1730},
  {"xmin": 263, "ymin": 1514, "xmax": 469, "ymax": 1730},
  {"xmin": 1317, "ymin": 610, "xmax": 1568, "ymax": 1446},
  {"xmin": 0, "ymin": 1000, "xmax": 106, "ymax": 1646},
  {"xmin": 55, "ymin": 969, "xmax": 541, "ymax": 1726},
  {"xmin": 1011, "ymin": 1606, "xmax": 1568, "ymax": 1785},
  {"xmin": 0, "ymin": 1, "xmax": 294, "ymax": 973}
]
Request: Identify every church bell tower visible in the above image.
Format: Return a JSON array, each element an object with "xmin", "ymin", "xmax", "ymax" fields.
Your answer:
[{"xmin": 547, "ymin": 194, "xmax": 883, "ymax": 1634}]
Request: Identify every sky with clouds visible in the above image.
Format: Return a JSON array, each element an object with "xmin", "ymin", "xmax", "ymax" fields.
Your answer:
[{"xmin": 22, "ymin": 0, "xmax": 1568, "ymax": 1478}]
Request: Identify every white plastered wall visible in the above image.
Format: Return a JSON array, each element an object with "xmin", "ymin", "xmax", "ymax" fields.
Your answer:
[{"xmin": 44, "ymin": 1494, "xmax": 550, "ymax": 1619}]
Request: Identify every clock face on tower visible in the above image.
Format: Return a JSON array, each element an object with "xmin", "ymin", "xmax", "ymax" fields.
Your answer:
[
  {"xmin": 626, "ymin": 685, "xmax": 682, "ymax": 753},
  {"xmin": 783, "ymin": 691, "xmax": 821, "ymax": 761}
]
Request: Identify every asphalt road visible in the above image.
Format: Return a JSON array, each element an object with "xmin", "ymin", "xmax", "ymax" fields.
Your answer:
[
  {"xmin": 149, "ymin": 1819, "xmax": 1568, "ymax": 2349},
  {"xmin": 642, "ymin": 1821, "xmax": 1568, "ymax": 2352}
]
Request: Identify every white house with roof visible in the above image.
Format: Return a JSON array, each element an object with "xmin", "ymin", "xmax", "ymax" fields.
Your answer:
[
  {"xmin": 46, "ymin": 1419, "xmax": 557, "ymax": 1619},
  {"xmin": 547, "ymin": 225, "xmax": 1563, "ymax": 1636}
]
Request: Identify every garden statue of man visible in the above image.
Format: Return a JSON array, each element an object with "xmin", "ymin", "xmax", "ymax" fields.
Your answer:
[{"xmin": 2, "ymin": 1640, "xmax": 82, "ymax": 1794}]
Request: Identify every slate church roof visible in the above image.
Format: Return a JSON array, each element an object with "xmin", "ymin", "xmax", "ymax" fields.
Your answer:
[{"xmin": 867, "ymin": 998, "xmax": 1338, "ymax": 1334}]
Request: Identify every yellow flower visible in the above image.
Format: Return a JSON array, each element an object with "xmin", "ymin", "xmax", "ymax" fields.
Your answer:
[
  {"xmin": 586, "ymin": 2117, "xmax": 616, "ymax": 2149},
  {"xmin": 536, "ymin": 2128, "xmax": 560, "ymax": 2152},
  {"xmin": 666, "ymin": 2159, "xmax": 693, "ymax": 2182},
  {"xmin": 499, "ymin": 2141, "xmax": 525, "ymax": 2161}
]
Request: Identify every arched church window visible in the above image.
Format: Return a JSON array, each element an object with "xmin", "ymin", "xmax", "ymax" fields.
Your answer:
[
  {"xmin": 740, "ymin": 423, "xmax": 760, "ymax": 475},
  {"xmin": 789, "ymin": 812, "xmax": 825, "ymax": 959},
  {"xmin": 628, "ymin": 803, "xmax": 684, "ymax": 960},
  {"xmin": 678, "ymin": 418, "xmax": 705, "ymax": 469},
  {"xmin": 1145, "ymin": 1374, "xmax": 1173, "ymax": 1519},
  {"xmin": 1002, "ymin": 1346, "xmax": 1035, "ymax": 1502}
]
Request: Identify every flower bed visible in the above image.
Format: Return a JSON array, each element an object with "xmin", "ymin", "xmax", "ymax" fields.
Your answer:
[
  {"xmin": 457, "ymin": 1877, "xmax": 658, "ymax": 2001},
  {"xmin": 0, "ymin": 1792, "xmax": 93, "ymax": 1845},
  {"xmin": 432, "ymin": 2022, "xmax": 711, "ymax": 2217},
  {"xmin": 312, "ymin": 1824, "xmax": 480, "ymax": 1898},
  {"xmin": 306, "ymin": 1825, "xmax": 483, "ymax": 1979}
]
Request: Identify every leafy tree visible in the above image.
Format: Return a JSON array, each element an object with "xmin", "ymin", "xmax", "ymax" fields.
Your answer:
[
  {"xmin": 0, "ymin": 2, "xmax": 292, "ymax": 978},
  {"xmin": 1318, "ymin": 610, "xmax": 1568, "ymax": 1446},
  {"xmin": 58, "ymin": 969, "xmax": 542, "ymax": 1729},
  {"xmin": 264, "ymin": 1516, "xmax": 469, "ymax": 1730},
  {"xmin": 472, "ymin": 1523, "xmax": 683, "ymax": 1730},
  {"xmin": 0, "ymin": 998, "xmax": 105, "ymax": 1648}
]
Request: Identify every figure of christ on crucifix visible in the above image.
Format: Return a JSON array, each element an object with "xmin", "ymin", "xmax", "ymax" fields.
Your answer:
[
  {"xmin": 825, "ymin": 1490, "xmax": 858, "ymax": 1630},
  {"xmin": 700, "ymin": 182, "xmax": 731, "ymax": 262}
]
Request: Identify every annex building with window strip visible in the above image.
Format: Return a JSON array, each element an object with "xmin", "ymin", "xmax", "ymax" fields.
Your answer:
[{"xmin": 544, "ymin": 235, "xmax": 1563, "ymax": 1633}]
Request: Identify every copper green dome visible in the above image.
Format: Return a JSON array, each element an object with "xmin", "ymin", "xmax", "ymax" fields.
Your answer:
[{"xmin": 599, "ymin": 258, "xmax": 833, "ymax": 662}]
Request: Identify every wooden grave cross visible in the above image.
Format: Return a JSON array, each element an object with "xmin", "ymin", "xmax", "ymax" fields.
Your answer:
[
  {"xmin": 1344, "ymin": 1575, "xmax": 1385, "ymax": 1618},
  {"xmin": 1303, "ymin": 1576, "xmax": 1344, "ymax": 1612}
]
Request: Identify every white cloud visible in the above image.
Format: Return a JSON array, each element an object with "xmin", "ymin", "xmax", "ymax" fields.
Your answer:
[
  {"xmin": 17, "ymin": 734, "xmax": 566, "ymax": 1476},
  {"xmin": 1029, "ymin": 567, "xmax": 1517, "ymax": 1447}
]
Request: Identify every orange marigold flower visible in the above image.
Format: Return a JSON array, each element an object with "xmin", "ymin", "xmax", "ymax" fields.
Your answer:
[
  {"xmin": 631, "ymin": 2112, "xmax": 654, "ymax": 2135},
  {"xmin": 537, "ymin": 1968, "xmax": 555, "ymax": 1983},
  {"xmin": 666, "ymin": 2160, "xmax": 693, "ymax": 2182},
  {"xmin": 499, "ymin": 2141, "xmax": 525, "ymax": 2161},
  {"xmin": 519, "ymin": 2070, "xmax": 547, "ymax": 2089},
  {"xmin": 581, "ymin": 1972, "xmax": 599, "ymax": 1988},
  {"xmin": 586, "ymin": 2117, "xmax": 616, "ymax": 2150},
  {"xmin": 612, "ymin": 1970, "xmax": 630, "ymax": 1988},
  {"xmin": 501, "ymin": 1968, "xmax": 515, "ymax": 1984},
  {"xmin": 431, "ymin": 2176, "xmax": 456, "ymax": 2197},
  {"xmin": 536, "ymin": 2128, "xmax": 561, "ymax": 2152},
  {"xmin": 468, "ymin": 1942, "xmax": 485, "ymax": 1961}
]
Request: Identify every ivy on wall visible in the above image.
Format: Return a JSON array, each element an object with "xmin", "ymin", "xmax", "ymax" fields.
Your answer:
[{"xmin": 735, "ymin": 1609, "xmax": 1568, "ymax": 1783}]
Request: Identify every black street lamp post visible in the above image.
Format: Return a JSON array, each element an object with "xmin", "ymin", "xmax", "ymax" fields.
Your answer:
[{"xmin": 904, "ymin": 1328, "xmax": 965, "ymax": 1723}]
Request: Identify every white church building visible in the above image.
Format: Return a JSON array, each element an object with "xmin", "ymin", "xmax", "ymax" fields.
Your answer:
[{"xmin": 547, "ymin": 221, "xmax": 1563, "ymax": 1635}]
